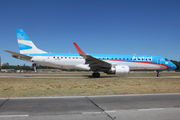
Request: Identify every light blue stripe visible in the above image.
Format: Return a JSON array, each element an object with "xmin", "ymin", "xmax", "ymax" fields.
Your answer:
[{"xmin": 19, "ymin": 43, "xmax": 32, "ymax": 50}]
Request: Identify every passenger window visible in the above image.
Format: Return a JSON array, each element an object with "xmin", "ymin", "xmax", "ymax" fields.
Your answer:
[
  {"xmin": 123, "ymin": 58, "xmax": 125, "ymax": 60},
  {"xmin": 127, "ymin": 58, "xmax": 129, "ymax": 60},
  {"xmin": 119, "ymin": 58, "xmax": 121, "ymax": 60},
  {"xmin": 138, "ymin": 58, "xmax": 140, "ymax": 60},
  {"xmin": 112, "ymin": 58, "xmax": 113, "ymax": 60}
]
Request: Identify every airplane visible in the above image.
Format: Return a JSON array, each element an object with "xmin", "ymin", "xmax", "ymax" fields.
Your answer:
[{"xmin": 4, "ymin": 29, "xmax": 177, "ymax": 77}]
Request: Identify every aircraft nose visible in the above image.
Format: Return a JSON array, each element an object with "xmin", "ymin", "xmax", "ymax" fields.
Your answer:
[{"xmin": 172, "ymin": 63, "xmax": 177, "ymax": 70}]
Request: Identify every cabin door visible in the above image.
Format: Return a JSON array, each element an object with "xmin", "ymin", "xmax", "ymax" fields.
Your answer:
[{"xmin": 157, "ymin": 58, "xmax": 161, "ymax": 65}]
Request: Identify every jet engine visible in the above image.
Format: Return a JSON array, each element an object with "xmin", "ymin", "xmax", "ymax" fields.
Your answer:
[{"xmin": 107, "ymin": 65, "xmax": 130, "ymax": 75}]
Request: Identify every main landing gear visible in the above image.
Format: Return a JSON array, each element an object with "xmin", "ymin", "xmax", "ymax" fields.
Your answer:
[
  {"xmin": 32, "ymin": 63, "xmax": 37, "ymax": 73},
  {"xmin": 156, "ymin": 70, "xmax": 161, "ymax": 77},
  {"xmin": 92, "ymin": 72, "xmax": 100, "ymax": 78}
]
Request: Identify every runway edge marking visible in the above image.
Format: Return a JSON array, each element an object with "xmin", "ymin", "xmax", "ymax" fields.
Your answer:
[
  {"xmin": 0, "ymin": 93, "xmax": 180, "ymax": 99},
  {"xmin": 0, "ymin": 115, "xmax": 29, "ymax": 118},
  {"xmin": 138, "ymin": 108, "xmax": 164, "ymax": 111}
]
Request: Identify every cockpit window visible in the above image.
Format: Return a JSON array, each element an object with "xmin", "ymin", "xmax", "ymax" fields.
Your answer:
[{"xmin": 165, "ymin": 58, "xmax": 169, "ymax": 61}]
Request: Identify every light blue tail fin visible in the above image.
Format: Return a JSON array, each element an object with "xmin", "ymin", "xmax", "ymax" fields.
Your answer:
[{"xmin": 16, "ymin": 29, "xmax": 47, "ymax": 54}]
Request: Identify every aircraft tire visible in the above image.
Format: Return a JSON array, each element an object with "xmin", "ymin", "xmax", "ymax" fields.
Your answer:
[
  {"xmin": 157, "ymin": 74, "xmax": 161, "ymax": 77},
  {"xmin": 92, "ymin": 73, "xmax": 100, "ymax": 78}
]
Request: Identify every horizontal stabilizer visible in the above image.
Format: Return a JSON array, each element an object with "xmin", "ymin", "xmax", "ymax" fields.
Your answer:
[{"xmin": 3, "ymin": 50, "xmax": 32, "ymax": 61}]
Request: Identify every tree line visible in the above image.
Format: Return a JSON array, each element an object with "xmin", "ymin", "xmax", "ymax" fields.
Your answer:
[
  {"xmin": 1, "ymin": 64, "xmax": 55, "ymax": 71},
  {"xmin": 1, "ymin": 64, "xmax": 82, "ymax": 71}
]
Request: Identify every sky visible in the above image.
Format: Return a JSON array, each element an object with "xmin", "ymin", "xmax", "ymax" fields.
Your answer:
[{"xmin": 0, "ymin": 0, "xmax": 180, "ymax": 66}]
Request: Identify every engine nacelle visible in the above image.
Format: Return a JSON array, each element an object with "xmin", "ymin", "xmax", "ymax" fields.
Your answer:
[{"xmin": 107, "ymin": 65, "xmax": 130, "ymax": 75}]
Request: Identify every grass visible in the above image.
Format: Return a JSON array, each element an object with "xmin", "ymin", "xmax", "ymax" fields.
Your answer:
[{"xmin": 0, "ymin": 77, "xmax": 180, "ymax": 97}]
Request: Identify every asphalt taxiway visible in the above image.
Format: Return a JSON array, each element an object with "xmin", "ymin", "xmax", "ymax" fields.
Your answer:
[{"xmin": 0, "ymin": 94, "xmax": 180, "ymax": 120}]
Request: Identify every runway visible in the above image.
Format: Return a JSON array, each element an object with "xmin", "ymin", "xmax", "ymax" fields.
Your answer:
[
  {"xmin": 0, "ymin": 94, "xmax": 180, "ymax": 120},
  {"xmin": 0, "ymin": 73, "xmax": 180, "ymax": 78}
]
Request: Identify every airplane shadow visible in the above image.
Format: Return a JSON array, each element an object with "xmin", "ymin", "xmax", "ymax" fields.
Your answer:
[{"xmin": 83, "ymin": 75, "xmax": 128, "ymax": 78}]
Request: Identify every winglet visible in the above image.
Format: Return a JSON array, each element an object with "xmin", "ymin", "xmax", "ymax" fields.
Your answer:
[{"xmin": 73, "ymin": 42, "xmax": 86, "ymax": 55}]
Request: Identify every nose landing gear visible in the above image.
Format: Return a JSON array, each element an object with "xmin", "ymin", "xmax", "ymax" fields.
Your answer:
[{"xmin": 156, "ymin": 70, "xmax": 161, "ymax": 77}]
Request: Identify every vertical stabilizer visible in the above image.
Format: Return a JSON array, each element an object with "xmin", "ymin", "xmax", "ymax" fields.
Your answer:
[{"xmin": 16, "ymin": 29, "xmax": 47, "ymax": 54}]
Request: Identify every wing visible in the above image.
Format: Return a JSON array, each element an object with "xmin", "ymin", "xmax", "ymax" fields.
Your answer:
[
  {"xmin": 73, "ymin": 42, "xmax": 112, "ymax": 72},
  {"xmin": 3, "ymin": 50, "xmax": 32, "ymax": 62}
]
